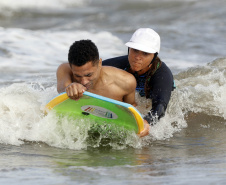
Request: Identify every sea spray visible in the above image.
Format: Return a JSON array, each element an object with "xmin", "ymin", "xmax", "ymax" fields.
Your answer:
[{"xmin": 0, "ymin": 83, "xmax": 143, "ymax": 149}]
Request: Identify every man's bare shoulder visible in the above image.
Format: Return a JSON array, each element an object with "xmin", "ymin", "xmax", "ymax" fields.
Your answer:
[
  {"xmin": 57, "ymin": 63, "xmax": 72, "ymax": 78},
  {"xmin": 102, "ymin": 66, "xmax": 136, "ymax": 91},
  {"xmin": 57, "ymin": 63, "xmax": 70, "ymax": 71},
  {"xmin": 102, "ymin": 66, "xmax": 133, "ymax": 77}
]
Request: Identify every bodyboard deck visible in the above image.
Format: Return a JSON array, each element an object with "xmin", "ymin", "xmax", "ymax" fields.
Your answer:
[{"xmin": 45, "ymin": 92, "xmax": 144, "ymax": 134}]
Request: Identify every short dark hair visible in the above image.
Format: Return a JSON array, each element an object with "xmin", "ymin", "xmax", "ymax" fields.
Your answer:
[{"xmin": 68, "ymin": 39, "xmax": 99, "ymax": 66}]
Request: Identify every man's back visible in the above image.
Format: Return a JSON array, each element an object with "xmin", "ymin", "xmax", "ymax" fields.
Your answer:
[{"xmin": 87, "ymin": 66, "xmax": 137, "ymax": 106}]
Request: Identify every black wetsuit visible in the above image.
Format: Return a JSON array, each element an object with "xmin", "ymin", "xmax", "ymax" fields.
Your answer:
[{"xmin": 103, "ymin": 55, "xmax": 174, "ymax": 125}]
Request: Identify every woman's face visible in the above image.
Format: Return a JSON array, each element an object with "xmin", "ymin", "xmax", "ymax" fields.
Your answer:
[{"xmin": 128, "ymin": 48, "xmax": 154, "ymax": 72}]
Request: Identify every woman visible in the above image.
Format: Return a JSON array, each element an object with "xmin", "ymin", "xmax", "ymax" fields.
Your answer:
[{"xmin": 103, "ymin": 28, "xmax": 175, "ymax": 125}]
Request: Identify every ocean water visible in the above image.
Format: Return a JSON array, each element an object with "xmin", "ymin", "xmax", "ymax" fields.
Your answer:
[{"xmin": 0, "ymin": 0, "xmax": 226, "ymax": 184}]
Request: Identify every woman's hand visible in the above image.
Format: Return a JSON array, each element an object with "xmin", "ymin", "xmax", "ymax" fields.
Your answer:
[{"xmin": 138, "ymin": 119, "xmax": 150, "ymax": 137}]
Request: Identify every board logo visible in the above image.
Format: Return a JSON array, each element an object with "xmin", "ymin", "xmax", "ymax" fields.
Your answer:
[{"xmin": 81, "ymin": 105, "xmax": 118, "ymax": 119}]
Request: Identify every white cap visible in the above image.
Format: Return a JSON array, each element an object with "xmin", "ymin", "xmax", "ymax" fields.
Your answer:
[{"xmin": 125, "ymin": 28, "xmax": 160, "ymax": 53}]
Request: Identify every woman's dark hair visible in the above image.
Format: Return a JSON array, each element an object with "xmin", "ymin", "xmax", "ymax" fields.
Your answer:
[
  {"xmin": 68, "ymin": 39, "xmax": 99, "ymax": 66},
  {"xmin": 144, "ymin": 56, "xmax": 162, "ymax": 98}
]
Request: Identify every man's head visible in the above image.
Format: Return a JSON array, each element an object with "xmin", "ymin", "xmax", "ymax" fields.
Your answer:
[
  {"xmin": 68, "ymin": 39, "xmax": 99, "ymax": 66},
  {"xmin": 68, "ymin": 40, "xmax": 102, "ymax": 90}
]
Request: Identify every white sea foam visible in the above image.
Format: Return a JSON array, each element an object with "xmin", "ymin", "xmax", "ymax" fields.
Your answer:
[
  {"xmin": 0, "ymin": 82, "xmax": 182, "ymax": 149},
  {"xmin": 0, "ymin": 82, "xmax": 186, "ymax": 149},
  {"xmin": 173, "ymin": 58, "xmax": 226, "ymax": 119},
  {"xmin": 0, "ymin": 83, "xmax": 143, "ymax": 149},
  {"xmin": 0, "ymin": 27, "xmax": 125, "ymax": 74},
  {"xmin": 0, "ymin": 0, "xmax": 87, "ymax": 10}
]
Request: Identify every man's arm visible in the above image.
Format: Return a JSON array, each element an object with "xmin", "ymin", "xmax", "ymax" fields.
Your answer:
[
  {"xmin": 120, "ymin": 71, "xmax": 137, "ymax": 106},
  {"xmin": 56, "ymin": 63, "xmax": 86, "ymax": 100},
  {"xmin": 56, "ymin": 63, "xmax": 73, "ymax": 93},
  {"xmin": 123, "ymin": 90, "xmax": 137, "ymax": 107}
]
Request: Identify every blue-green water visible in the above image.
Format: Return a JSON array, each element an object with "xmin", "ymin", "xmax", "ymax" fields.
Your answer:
[{"xmin": 1, "ymin": 115, "xmax": 226, "ymax": 185}]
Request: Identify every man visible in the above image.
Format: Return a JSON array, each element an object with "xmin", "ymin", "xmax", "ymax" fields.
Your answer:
[{"xmin": 57, "ymin": 39, "xmax": 149, "ymax": 137}]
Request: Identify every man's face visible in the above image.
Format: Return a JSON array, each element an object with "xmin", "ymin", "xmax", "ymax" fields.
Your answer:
[
  {"xmin": 128, "ymin": 48, "xmax": 154, "ymax": 72},
  {"xmin": 71, "ymin": 60, "xmax": 101, "ymax": 90}
]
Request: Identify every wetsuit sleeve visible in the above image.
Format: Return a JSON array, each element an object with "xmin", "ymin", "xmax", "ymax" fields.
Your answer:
[
  {"xmin": 144, "ymin": 63, "xmax": 174, "ymax": 125},
  {"xmin": 102, "ymin": 55, "xmax": 129, "ymax": 69}
]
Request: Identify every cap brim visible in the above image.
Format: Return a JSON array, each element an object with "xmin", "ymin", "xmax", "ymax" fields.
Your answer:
[{"xmin": 125, "ymin": 42, "xmax": 156, "ymax": 53}]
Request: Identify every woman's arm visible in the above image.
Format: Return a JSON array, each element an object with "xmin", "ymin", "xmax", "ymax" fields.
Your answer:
[{"xmin": 144, "ymin": 62, "xmax": 174, "ymax": 125}]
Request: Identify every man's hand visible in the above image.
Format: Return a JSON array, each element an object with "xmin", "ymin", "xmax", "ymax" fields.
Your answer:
[
  {"xmin": 65, "ymin": 82, "xmax": 87, "ymax": 100},
  {"xmin": 138, "ymin": 119, "xmax": 150, "ymax": 137}
]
